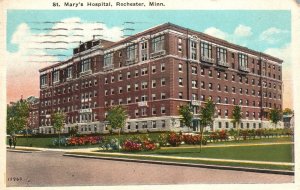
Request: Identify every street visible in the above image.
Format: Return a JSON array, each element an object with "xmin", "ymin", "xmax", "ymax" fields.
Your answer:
[{"xmin": 6, "ymin": 150, "xmax": 293, "ymax": 187}]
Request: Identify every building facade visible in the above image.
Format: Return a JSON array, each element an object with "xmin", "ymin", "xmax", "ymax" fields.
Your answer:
[{"xmin": 38, "ymin": 23, "xmax": 283, "ymax": 134}]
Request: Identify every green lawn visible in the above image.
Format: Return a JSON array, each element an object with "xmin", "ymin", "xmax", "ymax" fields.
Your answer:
[
  {"xmin": 69, "ymin": 151, "xmax": 293, "ymax": 171},
  {"xmin": 136, "ymin": 144, "xmax": 293, "ymax": 163}
]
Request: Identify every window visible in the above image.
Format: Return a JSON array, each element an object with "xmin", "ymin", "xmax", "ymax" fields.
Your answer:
[
  {"xmin": 119, "ymin": 87, "xmax": 123, "ymax": 94},
  {"xmin": 105, "ymin": 77, "xmax": 108, "ymax": 84},
  {"xmin": 238, "ymin": 53, "xmax": 248, "ymax": 67},
  {"xmin": 152, "ymin": 121, "xmax": 156, "ymax": 128},
  {"xmin": 111, "ymin": 89, "xmax": 114, "ymax": 95},
  {"xmin": 152, "ymin": 35, "xmax": 165, "ymax": 52},
  {"xmin": 245, "ymin": 89, "xmax": 249, "ymax": 95},
  {"xmin": 217, "ymin": 71, "xmax": 221, "ymax": 78},
  {"xmin": 53, "ymin": 70, "xmax": 60, "ymax": 83},
  {"xmin": 111, "ymin": 76, "xmax": 115, "ymax": 83},
  {"xmin": 217, "ymin": 96, "xmax": 221, "ymax": 103},
  {"xmin": 141, "ymin": 82, "xmax": 148, "ymax": 89},
  {"xmin": 232, "ymin": 98, "xmax": 236, "ymax": 104},
  {"xmin": 232, "ymin": 87, "xmax": 236, "ymax": 93},
  {"xmin": 178, "ymin": 63, "xmax": 183, "ymax": 72},
  {"xmin": 135, "ymin": 83, "xmax": 139, "ymax": 91},
  {"xmin": 217, "ymin": 47, "xmax": 227, "ymax": 62},
  {"xmin": 152, "ymin": 80, "xmax": 156, "ymax": 88},
  {"xmin": 192, "ymin": 93, "xmax": 197, "ymax": 100},
  {"xmin": 141, "ymin": 95, "xmax": 148, "ymax": 102},
  {"xmin": 127, "ymin": 97, "xmax": 131, "ymax": 104},
  {"xmin": 152, "ymin": 94, "xmax": 156, "ymax": 100},
  {"xmin": 201, "ymin": 81, "xmax": 205, "ymax": 89},
  {"xmin": 225, "ymin": 110, "xmax": 228, "ymax": 117},
  {"xmin": 81, "ymin": 59, "xmax": 91, "ymax": 72},
  {"xmin": 208, "ymin": 70, "xmax": 212, "ymax": 77},
  {"xmin": 217, "ymin": 84, "xmax": 221, "ymax": 91},
  {"xmin": 162, "ymin": 120, "xmax": 166, "ymax": 128},
  {"xmin": 201, "ymin": 95, "xmax": 205, "ymax": 101},
  {"xmin": 224, "ymin": 97, "xmax": 228, "ymax": 104},
  {"xmin": 192, "ymin": 66, "xmax": 197, "ymax": 74},
  {"xmin": 118, "ymin": 73, "xmax": 123, "ymax": 81},
  {"xmin": 141, "ymin": 68, "xmax": 148, "ymax": 76},
  {"xmin": 161, "ymin": 93, "xmax": 166, "ymax": 99},
  {"xmin": 104, "ymin": 53, "xmax": 113, "ymax": 67},
  {"xmin": 161, "ymin": 78, "xmax": 166, "ymax": 86},
  {"xmin": 239, "ymin": 76, "xmax": 243, "ymax": 83},
  {"xmin": 191, "ymin": 41, "xmax": 197, "ymax": 60},
  {"xmin": 224, "ymin": 86, "xmax": 228, "ymax": 92},
  {"xmin": 152, "ymin": 108, "xmax": 157, "ymax": 115},
  {"xmin": 208, "ymin": 83, "xmax": 213, "ymax": 90},
  {"xmin": 127, "ymin": 71, "xmax": 131, "ymax": 79},
  {"xmin": 201, "ymin": 41, "xmax": 212, "ymax": 58},
  {"xmin": 232, "ymin": 74, "xmax": 235, "ymax": 81},
  {"xmin": 135, "ymin": 109, "xmax": 139, "ymax": 117},
  {"xmin": 201, "ymin": 68, "xmax": 205, "ymax": 75},
  {"xmin": 179, "ymin": 92, "xmax": 183, "ymax": 99},
  {"xmin": 161, "ymin": 106, "xmax": 166, "ymax": 114},
  {"xmin": 141, "ymin": 42, "xmax": 148, "ymax": 61},
  {"xmin": 67, "ymin": 67, "xmax": 72, "ymax": 79},
  {"xmin": 127, "ymin": 44, "xmax": 137, "ymax": 61},
  {"xmin": 178, "ymin": 39, "xmax": 182, "ymax": 52},
  {"xmin": 152, "ymin": 65, "xmax": 156, "ymax": 73},
  {"xmin": 41, "ymin": 74, "xmax": 47, "ymax": 86},
  {"xmin": 192, "ymin": 80, "xmax": 198, "ymax": 88},
  {"xmin": 239, "ymin": 88, "xmax": 243, "ymax": 94},
  {"xmin": 224, "ymin": 73, "xmax": 228, "ymax": 80},
  {"xmin": 179, "ymin": 78, "xmax": 183, "ymax": 86},
  {"xmin": 161, "ymin": 63, "xmax": 165, "ymax": 71}
]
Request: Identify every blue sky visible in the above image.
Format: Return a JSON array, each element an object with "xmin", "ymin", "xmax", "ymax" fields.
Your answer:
[
  {"xmin": 6, "ymin": 10, "xmax": 293, "ymax": 108},
  {"xmin": 7, "ymin": 10, "xmax": 291, "ymax": 53}
]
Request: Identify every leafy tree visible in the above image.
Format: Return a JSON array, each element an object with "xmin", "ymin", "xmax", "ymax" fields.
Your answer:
[
  {"xmin": 269, "ymin": 108, "xmax": 282, "ymax": 128},
  {"xmin": 231, "ymin": 105, "xmax": 242, "ymax": 140},
  {"xmin": 199, "ymin": 99, "xmax": 215, "ymax": 151},
  {"xmin": 7, "ymin": 100, "xmax": 30, "ymax": 136},
  {"xmin": 283, "ymin": 108, "xmax": 293, "ymax": 115},
  {"xmin": 52, "ymin": 111, "xmax": 66, "ymax": 147},
  {"xmin": 178, "ymin": 104, "xmax": 193, "ymax": 132},
  {"xmin": 106, "ymin": 105, "xmax": 127, "ymax": 150}
]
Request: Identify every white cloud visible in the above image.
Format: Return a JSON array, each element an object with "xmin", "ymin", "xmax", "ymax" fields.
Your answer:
[
  {"xmin": 234, "ymin": 24, "xmax": 252, "ymax": 37},
  {"xmin": 203, "ymin": 27, "xmax": 228, "ymax": 40},
  {"xmin": 259, "ymin": 27, "xmax": 288, "ymax": 44},
  {"xmin": 6, "ymin": 18, "xmax": 124, "ymax": 102},
  {"xmin": 264, "ymin": 43, "xmax": 291, "ymax": 66}
]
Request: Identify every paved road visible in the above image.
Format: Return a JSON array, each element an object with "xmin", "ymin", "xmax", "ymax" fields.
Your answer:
[{"xmin": 6, "ymin": 151, "xmax": 293, "ymax": 187}]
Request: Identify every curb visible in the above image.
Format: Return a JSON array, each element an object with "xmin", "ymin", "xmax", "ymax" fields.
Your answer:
[
  {"xmin": 63, "ymin": 153, "xmax": 294, "ymax": 176},
  {"xmin": 7, "ymin": 149, "xmax": 33, "ymax": 153}
]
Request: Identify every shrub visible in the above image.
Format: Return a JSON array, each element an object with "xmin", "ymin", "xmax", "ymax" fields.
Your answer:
[
  {"xmin": 157, "ymin": 133, "xmax": 169, "ymax": 147},
  {"xmin": 122, "ymin": 140, "xmax": 142, "ymax": 152},
  {"xmin": 209, "ymin": 132, "xmax": 218, "ymax": 142},
  {"xmin": 167, "ymin": 132, "xmax": 182, "ymax": 147},
  {"xmin": 66, "ymin": 136, "xmax": 102, "ymax": 146},
  {"xmin": 218, "ymin": 130, "xmax": 229, "ymax": 141},
  {"xmin": 182, "ymin": 134, "xmax": 201, "ymax": 145}
]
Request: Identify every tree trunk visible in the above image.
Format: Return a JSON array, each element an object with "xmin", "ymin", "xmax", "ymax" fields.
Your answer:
[
  {"xmin": 58, "ymin": 132, "xmax": 61, "ymax": 147},
  {"xmin": 199, "ymin": 125, "xmax": 204, "ymax": 152},
  {"xmin": 118, "ymin": 128, "xmax": 121, "ymax": 151},
  {"xmin": 237, "ymin": 122, "xmax": 240, "ymax": 141}
]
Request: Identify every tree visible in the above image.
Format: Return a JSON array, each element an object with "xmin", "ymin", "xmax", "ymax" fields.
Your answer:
[
  {"xmin": 199, "ymin": 99, "xmax": 215, "ymax": 151},
  {"xmin": 283, "ymin": 108, "xmax": 293, "ymax": 115},
  {"xmin": 231, "ymin": 105, "xmax": 242, "ymax": 141},
  {"xmin": 106, "ymin": 105, "xmax": 127, "ymax": 150},
  {"xmin": 7, "ymin": 100, "xmax": 30, "ymax": 136},
  {"xmin": 52, "ymin": 111, "xmax": 66, "ymax": 147},
  {"xmin": 269, "ymin": 108, "xmax": 282, "ymax": 128},
  {"xmin": 178, "ymin": 104, "xmax": 193, "ymax": 132}
]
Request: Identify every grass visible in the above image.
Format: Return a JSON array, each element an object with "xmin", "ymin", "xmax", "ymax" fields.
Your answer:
[
  {"xmin": 136, "ymin": 144, "xmax": 293, "ymax": 163},
  {"xmin": 67, "ymin": 151, "xmax": 294, "ymax": 171}
]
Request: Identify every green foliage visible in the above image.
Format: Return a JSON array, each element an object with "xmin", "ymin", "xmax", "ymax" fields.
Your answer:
[
  {"xmin": 178, "ymin": 104, "xmax": 193, "ymax": 129},
  {"xmin": 231, "ymin": 105, "xmax": 242, "ymax": 126},
  {"xmin": 52, "ymin": 111, "xmax": 66, "ymax": 133},
  {"xmin": 7, "ymin": 100, "xmax": 30, "ymax": 135},
  {"xmin": 283, "ymin": 108, "xmax": 293, "ymax": 115},
  {"xmin": 269, "ymin": 108, "xmax": 282, "ymax": 127},
  {"xmin": 106, "ymin": 105, "xmax": 127, "ymax": 131},
  {"xmin": 199, "ymin": 99, "xmax": 215, "ymax": 127}
]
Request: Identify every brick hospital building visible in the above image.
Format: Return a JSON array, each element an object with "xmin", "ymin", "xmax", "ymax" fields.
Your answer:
[{"xmin": 38, "ymin": 23, "xmax": 283, "ymax": 134}]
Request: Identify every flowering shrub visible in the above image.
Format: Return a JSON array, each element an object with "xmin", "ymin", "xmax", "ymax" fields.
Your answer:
[
  {"xmin": 66, "ymin": 136, "xmax": 102, "ymax": 146},
  {"xmin": 142, "ymin": 140, "xmax": 158, "ymax": 151},
  {"xmin": 122, "ymin": 140, "xmax": 142, "ymax": 152},
  {"xmin": 218, "ymin": 130, "xmax": 229, "ymax": 141},
  {"xmin": 168, "ymin": 132, "xmax": 182, "ymax": 147},
  {"xmin": 157, "ymin": 133, "xmax": 168, "ymax": 147},
  {"xmin": 209, "ymin": 132, "xmax": 218, "ymax": 142},
  {"xmin": 182, "ymin": 134, "xmax": 201, "ymax": 145}
]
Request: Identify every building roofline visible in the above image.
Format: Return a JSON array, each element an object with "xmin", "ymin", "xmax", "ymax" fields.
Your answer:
[{"xmin": 39, "ymin": 22, "xmax": 283, "ymax": 72}]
